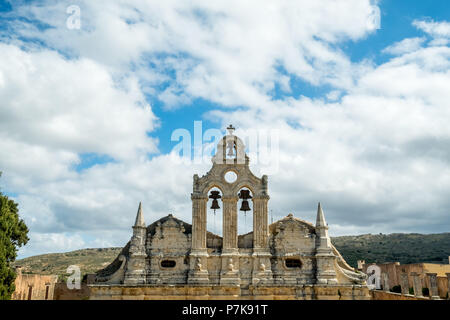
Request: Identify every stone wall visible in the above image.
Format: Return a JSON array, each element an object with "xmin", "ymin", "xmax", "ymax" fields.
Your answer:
[
  {"xmin": 53, "ymin": 282, "xmax": 91, "ymax": 300},
  {"xmin": 437, "ymin": 276, "xmax": 449, "ymax": 299},
  {"xmin": 362, "ymin": 262, "xmax": 450, "ymax": 299},
  {"xmin": 371, "ymin": 290, "xmax": 430, "ymax": 300},
  {"xmin": 11, "ymin": 272, "xmax": 58, "ymax": 300},
  {"xmin": 146, "ymin": 216, "xmax": 191, "ymax": 285},
  {"xmin": 89, "ymin": 284, "xmax": 371, "ymax": 300}
]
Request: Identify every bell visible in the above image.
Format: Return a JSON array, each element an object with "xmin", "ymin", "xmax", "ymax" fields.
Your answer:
[
  {"xmin": 240, "ymin": 200, "xmax": 251, "ymax": 212},
  {"xmin": 238, "ymin": 189, "xmax": 252, "ymax": 200},
  {"xmin": 209, "ymin": 191, "xmax": 221, "ymax": 213},
  {"xmin": 211, "ymin": 199, "xmax": 220, "ymax": 210},
  {"xmin": 209, "ymin": 190, "xmax": 221, "ymax": 199}
]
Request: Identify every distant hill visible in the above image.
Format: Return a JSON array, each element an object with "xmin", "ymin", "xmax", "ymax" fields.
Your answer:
[
  {"xmin": 12, "ymin": 233, "xmax": 450, "ymax": 279},
  {"xmin": 332, "ymin": 233, "xmax": 450, "ymax": 267},
  {"xmin": 12, "ymin": 247, "xmax": 122, "ymax": 281}
]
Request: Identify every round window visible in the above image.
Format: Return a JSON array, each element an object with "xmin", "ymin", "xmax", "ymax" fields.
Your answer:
[{"xmin": 224, "ymin": 171, "xmax": 237, "ymax": 183}]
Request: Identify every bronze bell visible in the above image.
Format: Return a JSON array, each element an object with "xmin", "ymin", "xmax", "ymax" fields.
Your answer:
[
  {"xmin": 238, "ymin": 189, "xmax": 252, "ymax": 200},
  {"xmin": 209, "ymin": 191, "xmax": 221, "ymax": 212},
  {"xmin": 211, "ymin": 199, "xmax": 220, "ymax": 210},
  {"xmin": 238, "ymin": 189, "xmax": 252, "ymax": 212},
  {"xmin": 240, "ymin": 199, "xmax": 251, "ymax": 212}
]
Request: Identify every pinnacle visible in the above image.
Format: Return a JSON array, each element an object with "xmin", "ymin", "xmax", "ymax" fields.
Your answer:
[
  {"xmin": 316, "ymin": 202, "xmax": 327, "ymax": 227},
  {"xmin": 134, "ymin": 201, "xmax": 146, "ymax": 228}
]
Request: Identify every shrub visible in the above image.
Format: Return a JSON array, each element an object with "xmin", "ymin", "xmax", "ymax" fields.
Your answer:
[
  {"xmin": 422, "ymin": 287, "xmax": 429, "ymax": 296},
  {"xmin": 391, "ymin": 285, "xmax": 401, "ymax": 293},
  {"xmin": 409, "ymin": 287, "xmax": 414, "ymax": 295}
]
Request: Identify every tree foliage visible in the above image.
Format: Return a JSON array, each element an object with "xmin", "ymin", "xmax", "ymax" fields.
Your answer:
[{"xmin": 0, "ymin": 173, "xmax": 29, "ymax": 300}]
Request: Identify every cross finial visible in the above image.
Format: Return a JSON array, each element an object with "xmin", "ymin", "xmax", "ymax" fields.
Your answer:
[{"xmin": 227, "ymin": 124, "xmax": 235, "ymax": 135}]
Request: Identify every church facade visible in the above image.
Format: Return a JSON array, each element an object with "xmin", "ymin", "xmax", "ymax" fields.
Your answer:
[{"xmin": 89, "ymin": 127, "xmax": 370, "ymax": 299}]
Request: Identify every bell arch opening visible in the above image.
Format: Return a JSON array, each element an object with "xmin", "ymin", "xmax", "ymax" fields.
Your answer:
[
  {"xmin": 237, "ymin": 187, "xmax": 253, "ymax": 248},
  {"xmin": 206, "ymin": 187, "xmax": 223, "ymax": 241}
]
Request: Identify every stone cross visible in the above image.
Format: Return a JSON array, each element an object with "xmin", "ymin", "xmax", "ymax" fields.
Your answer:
[
  {"xmin": 227, "ymin": 124, "xmax": 235, "ymax": 135},
  {"xmin": 426, "ymin": 273, "xmax": 440, "ymax": 300},
  {"xmin": 226, "ymin": 125, "xmax": 236, "ymax": 157},
  {"xmin": 400, "ymin": 273, "xmax": 409, "ymax": 295},
  {"xmin": 410, "ymin": 272, "xmax": 423, "ymax": 297}
]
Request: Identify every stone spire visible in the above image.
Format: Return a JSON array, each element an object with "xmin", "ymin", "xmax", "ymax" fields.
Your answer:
[
  {"xmin": 315, "ymin": 202, "xmax": 331, "ymax": 250},
  {"xmin": 316, "ymin": 202, "xmax": 327, "ymax": 229},
  {"xmin": 314, "ymin": 202, "xmax": 337, "ymax": 284},
  {"xmin": 134, "ymin": 202, "xmax": 146, "ymax": 228},
  {"xmin": 125, "ymin": 201, "xmax": 147, "ymax": 285}
]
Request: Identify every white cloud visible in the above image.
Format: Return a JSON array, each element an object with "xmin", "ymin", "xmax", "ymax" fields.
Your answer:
[
  {"xmin": 5, "ymin": 0, "xmax": 380, "ymax": 109},
  {"xmin": 2, "ymin": 2, "xmax": 450, "ymax": 259},
  {"xmin": 18, "ymin": 232, "xmax": 86, "ymax": 258},
  {"xmin": 382, "ymin": 37, "xmax": 425, "ymax": 55},
  {"xmin": 0, "ymin": 44, "xmax": 158, "ymax": 161},
  {"xmin": 413, "ymin": 19, "xmax": 450, "ymax": 38},
  {"xmin": 0, "ymin": 42, "xmax": 160, "ymax": 257},
  {"xmin": 208, "ymin": 35, "xmax": 450, "ymax": 235}
]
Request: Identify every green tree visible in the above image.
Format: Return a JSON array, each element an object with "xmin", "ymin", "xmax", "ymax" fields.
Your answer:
[{"xmin": 0, "ymin": 173, "xmax": 29, "ymax": 300}]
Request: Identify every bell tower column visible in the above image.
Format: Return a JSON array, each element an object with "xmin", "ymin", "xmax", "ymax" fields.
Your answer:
[
  {"xmin": 220, "ymin": 196, "xmax": 240, "ymax": 285},
  {"xmin": 191, "ymin": 194, "xmax": 208, "ymax": 250},
  {"xmin": 188, "ymin": 193, "xmax": 209, "ymax": 284},
  {"xmin": 222, "ymin": 196, "xmax": 238, "ymax": 251},
  {"xmin": 252, "ymin": 195, "xmax": 269, "ymax": 249},
  {"xmin": 251, "ymin": 195, "xmax": 273, "ymax": 285}
]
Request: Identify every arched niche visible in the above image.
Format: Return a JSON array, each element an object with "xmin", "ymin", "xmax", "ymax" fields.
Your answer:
[
  {"xmin": 237, "ymin": 187, "xmax": 254, "ymax": 248},
  {"xmin": 206, "ymin": 186, "xmax": 223, "ymax": 237},
  {"xmin": 237, "ymin": 187, "xmax": 254, "ymax": 234}
]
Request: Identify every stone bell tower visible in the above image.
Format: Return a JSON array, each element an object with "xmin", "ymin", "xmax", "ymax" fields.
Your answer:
[{"xmin": 188, "ymin": 125, "xmax": 273, "ymax": 286}]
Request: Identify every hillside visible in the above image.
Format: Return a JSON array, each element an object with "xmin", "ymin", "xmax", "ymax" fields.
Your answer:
[
  {"xmin": 12, "ymin": 247, "xmax": 122, "ymax": 281},
  {"xmin": 332, "ymin": 233, "xmax": 450, "ymax": 267},
  {"xmin": 12, "ymin": 233, "xmax": 450, "ymax": 279}
]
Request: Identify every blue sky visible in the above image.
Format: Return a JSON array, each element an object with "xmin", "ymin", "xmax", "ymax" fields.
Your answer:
[
  {"xmin": 145, "ymin": 0, "xmax": 450, "ymax": 155},
  {"xmin": 0, "ymin": 0, "xmax": 450, "ymax": 259},
  {"xmin": 142, "ymin": 0, "xmax": 450, "ymax": 155},
  {"xmin": 344, "ymin": 0, "xmax": 450, "ymax": 62}
]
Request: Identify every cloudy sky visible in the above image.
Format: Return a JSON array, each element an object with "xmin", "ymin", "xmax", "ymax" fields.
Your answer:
[{"xmin": 0, "ymin": 0, "xmax": 449, "ymax": 259}]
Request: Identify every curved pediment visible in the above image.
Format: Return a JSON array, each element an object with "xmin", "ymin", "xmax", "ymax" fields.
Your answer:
[
  {"xmin": 269, "ymin": 213, "xmax": 316, "ymax": 236},
  {"xmin": 146, "ymin": 214, "xmax": 192, "ymax": 236}
]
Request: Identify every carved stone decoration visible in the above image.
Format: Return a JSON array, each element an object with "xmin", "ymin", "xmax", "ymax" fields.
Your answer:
[
  {"xmin": 411, "ymin": 272, "xmax": 424, "ymax": 297},
  {"xmin": 400, "ymin": 273, "xmax": 410, "ymax": 295},
  {"xmin": 227, "ymin": 258, "xmax": 234, "ymax": 272},
  {"xmin": 91, "ymin": 126, "xmax": 371, "ymax": 300},
  {"xmin": 195, "ymin": 258, "xmax": 202, "ymax": 271},
  {"xmin": 426, "ymin": 273, "xmax": 440, "ymax": 300},
  {"xmin": 382, "ymin": 273, "xmax": 390, "ymax": 291}
]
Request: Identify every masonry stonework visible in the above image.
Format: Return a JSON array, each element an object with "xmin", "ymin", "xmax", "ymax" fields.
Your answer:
[
  {"xmin": 11, "ymin": 267, "xmax": 58, "ymax": 300},
  {"xmin": 362, "ymin": 261, "xmax": 450, "ymax": 299},
  {"xmin": 89, "ymin": 128, "xmax": 369, "ymax": 300}
]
